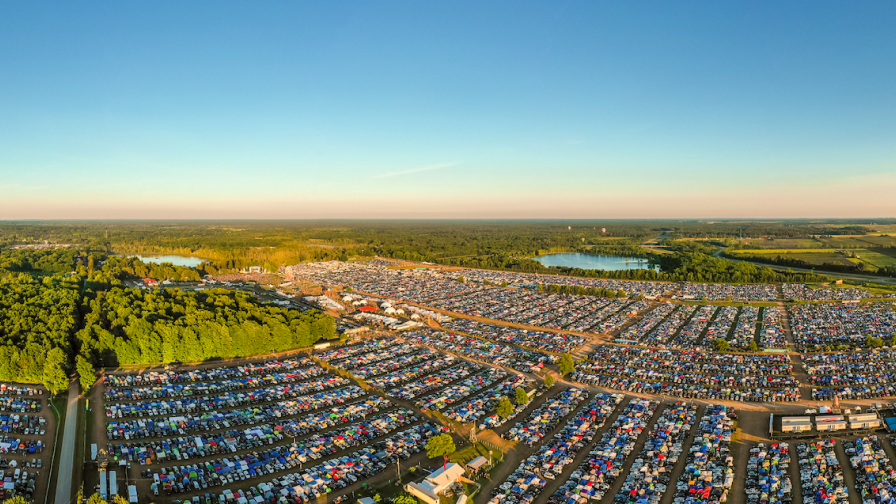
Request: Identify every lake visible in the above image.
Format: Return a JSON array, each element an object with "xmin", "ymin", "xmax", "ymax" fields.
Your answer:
[
  {"xmin": 532, "ymin": 253, "xmax": 657, "ymax": 271},
  {"xmin": 124, "ymin": 255, "xmax": 206, "ymax": 268}
]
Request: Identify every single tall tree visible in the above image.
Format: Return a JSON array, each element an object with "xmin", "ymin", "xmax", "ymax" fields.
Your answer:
[
  {"xmin": 515, "ymin": 387, "xmax": 529, "ymax": 405},
  {"xmin": 558, "ymin": 353, "xmax": 575, "ymax": 376},
  {"xmin": 496, "ymin": 396, "xmax": 513, "ymax": 418},
  {"xmin": 426, "ymin": 433, "xmax": 456, "ymax": 471},
  {"xmin": 42, "ymin": 348, "xmax": 68, "ymax": 395},
  {"xmin": 76, "ymin": 355, "xmax": 96, "ymax": 394}
]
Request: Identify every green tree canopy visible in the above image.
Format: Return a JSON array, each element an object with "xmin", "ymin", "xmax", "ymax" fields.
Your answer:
[
  {"xmin": 426, "ymin": 433, "xmax": 456, "ymax": 471},
  {"xmin": 544, "ymin": 374, "xmax": 555, "ymax": 388},
  {"xmin": 711, "ymin": 338, "xmax": 730, "ymax": 352},
  {"xmin": 515, "ymin": 387, "xmax": 529, "ymax": 405},
  {"xmin": 76, "ymin": 355, "xmax": 96, "ymax": 392},
  {"xmin": 42, "ymin": 347, "xmax": 69, "ymax": 395},
  {"xmin": 496, "ymin": 396, "xmax": 514, "ymax": 419},
  {"xmin": 558, "ymin": 353, "xmax": 575, "ymax": 376}
]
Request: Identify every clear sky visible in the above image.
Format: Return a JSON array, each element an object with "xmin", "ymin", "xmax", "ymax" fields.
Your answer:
[{"xmin": 1, "ymin": 2, "xmax": 894, "ymax": 219}]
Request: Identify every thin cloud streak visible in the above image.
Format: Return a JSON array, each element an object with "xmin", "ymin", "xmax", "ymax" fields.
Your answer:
[{"xmin": 368, "ymin": 162, "xmax": 458, "ymax": 180}]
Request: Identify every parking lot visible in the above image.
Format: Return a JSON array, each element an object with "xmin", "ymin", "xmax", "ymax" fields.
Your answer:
[{"xmin": 0, "ymin": 383, "xmax": 54, "ymax": 504}]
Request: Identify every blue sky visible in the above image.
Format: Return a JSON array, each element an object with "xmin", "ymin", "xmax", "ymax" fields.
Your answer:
[{"xmin": 1, "ymin": 1, "xmax": 894, "ymax": 218}]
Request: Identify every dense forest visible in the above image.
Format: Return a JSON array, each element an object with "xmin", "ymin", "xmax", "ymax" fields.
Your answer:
[
  {"xmin": 0, "ymin": 275, "xmax": 81, "ymax": 386},
  {"xmin": 0, "ymin": 248, "xmax": 336, "ymax": 390},
  {"xmin": 77, "ymin": 288, "xmax": 335, "ymax": 365}
]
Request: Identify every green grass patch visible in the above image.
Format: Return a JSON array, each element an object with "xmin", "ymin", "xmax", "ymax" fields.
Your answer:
[{"xmin": 735, "ymin": 239, "xmax": 823, "ymax": 249}]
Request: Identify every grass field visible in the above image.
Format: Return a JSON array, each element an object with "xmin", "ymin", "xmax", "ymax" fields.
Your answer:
[
  {"xmin": 730, "ymin": 248, "xmax": 835, "ymax": 254},
  {"xmin": 735, "ymin": 238, "xmax": 822, "ymax": 249},
  {"xmin": 732, "ymin": 250, "xmax": 857, "ymax": 266},
  {"xmin": 734, "ymin": 247, "xmax": 896, "ymax": 270},
  {"xmin": 818, "ymin": 236, "xmax": 896, "ymax": 248},
  {"xmin": 857, "ymin": 250, "xmax": 896, "ymax": 269}
]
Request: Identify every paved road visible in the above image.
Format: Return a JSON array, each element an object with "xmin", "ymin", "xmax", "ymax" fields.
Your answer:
[{"xmin": 54, "ymin": 380, "xmax": 79, "ymax": 504}]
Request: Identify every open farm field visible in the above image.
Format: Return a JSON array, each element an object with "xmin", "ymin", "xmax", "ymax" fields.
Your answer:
[
  {"xmin": 818, "ymin": 236, "xmax": 896, "ymax": 248},
  {"xmin": 740, "ymin": 251, "xmax": 857, "ymax": 267},
  {"xmin": 858, "ymin": 250, "xmax": 896, "ymax": 269},
  {"xmin": 735, "ymin": 238, "xmax": 822, "ymax": 249},
  {"xmin": 730, "ymin": 248, "xmax": 834, "ymax": 254},
  {"xmin": 853, "ymin": 235, "xmax": 896, "ymax": 247}
]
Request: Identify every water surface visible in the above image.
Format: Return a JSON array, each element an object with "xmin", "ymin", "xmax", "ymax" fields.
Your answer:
[{"xmin": 533, "ymin": 253, "xmax": 657, "ymax": 271}]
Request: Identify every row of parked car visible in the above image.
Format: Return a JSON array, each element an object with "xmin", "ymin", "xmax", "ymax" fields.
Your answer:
[
  {"xmin": 571, "ymin": 373, "xmax": 802, "ymax": 402},
  {"xmin": 0, "ymin": 398, "xmax": 41, "ymax": 413},
  {"xmin": 326, "ymin": 342, "xmax": 421, "ymax": 371},
  {"xmin": 673, "ymin": 405, "xmax": 735, "ymax": 504},
  {"xmin": 103, "ymin": 357, "xmax": 317, "ymax": 388},
  {"xmin": 575, "ymin": 363, "xmax": 800, "ymax": 389},
  {"xmin": 846, "ymin": 436, "xmax": 896, "ymax": 504},
  {"xmin": 104, "ymin": 367, "xmax": 328, "ymax": 402},
  {"xmin": 387, "ymin": 361, "xmax": 480, "ymax": 400},
  {"xmin": 585, "ymin": 345, "xmax": 794, "ymax": 376},
  {"xmin": 105, "ymin": 376, "xmax": 351, "ymax": 418},
  {"xmin": 746, "ymin": 443, "xmax": 792, "ymax": 504},
  {"xmin": 550, "ymin": 398, "xmax": 659, "ymax": 504},
  {"xmin": 346, "ymin": 349, "xmax": 435, "ymax": 380},
  {"xmin": 106, "ymin": 386, "xmax": 369, "ymax": 439},
  {"xmin": 0, "ymin": 468, "xmax": 37, "ymax": 502},
  {"xmin": 614, "ymin": 402, "xmax": 698, "ymax": 504},
  {"xmin": 409, "ymin": 329, "xmax": 554, "ymax": 372},
  {"xmin": 365, "ymin": 354, "xmax": 458, "ymax": 390},
  {"xmin": 164, "ymin": 421, "xmax": 442, "ymax": 503},
  {"xmin": 0, "ymin": 414, "xmax": 46, "ymax": 436},
  {"xmin": 415, "ymin": 367, "xmax": 507, "ymax": 411},
  {"xmin": 446, "ymin": 374, "xmax": 535, "ymax": 428},
  {"xmin": 490, "ymin": 393, "xmax": 624, "ymax": 504},
  {"xmin": 797, "ymin": 439, "xmax": 848, "ymax": 504},
  {"xmin": 0, "ymin": 437, "xmax": 43, "ymax": 454},
  {"xmin": 507, "ymin": 388, "xmax": 589, "ymax": 446}
]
